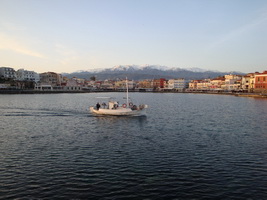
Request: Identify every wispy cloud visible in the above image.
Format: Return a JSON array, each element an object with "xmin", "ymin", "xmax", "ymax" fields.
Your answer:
[
  {"xmin": 209, "ymin": 9, "xmax": 267, "ymax": 49},
  {"xmin": 0, "ymin": 33, "xmax": 45, "ymax": 58}
]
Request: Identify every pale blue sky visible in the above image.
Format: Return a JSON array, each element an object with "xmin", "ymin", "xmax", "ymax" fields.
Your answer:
[{"xmin": 0, "ymin": 0, "xmax": 267, "ymax": 73}]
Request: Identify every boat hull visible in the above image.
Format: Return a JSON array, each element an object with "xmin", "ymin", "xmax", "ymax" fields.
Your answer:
[{"xmin": 89, "ymin": 106, "xmax": 147, "ymax": 116}]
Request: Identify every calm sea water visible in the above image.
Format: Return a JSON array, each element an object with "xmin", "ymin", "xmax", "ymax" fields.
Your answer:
[{"xmin": 0, "ymin": 93, "xmax": 267, "ymax": 199}]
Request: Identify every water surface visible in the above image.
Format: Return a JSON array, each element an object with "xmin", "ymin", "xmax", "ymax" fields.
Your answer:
[{"xmin": 0, "ymin": 93, "xmax": 267, "ymax": 199}]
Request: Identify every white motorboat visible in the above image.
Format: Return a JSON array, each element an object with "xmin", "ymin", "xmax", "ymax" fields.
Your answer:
[{"xmin": 89, "ymin": 78, "xmax": 148, "ymax": 116}]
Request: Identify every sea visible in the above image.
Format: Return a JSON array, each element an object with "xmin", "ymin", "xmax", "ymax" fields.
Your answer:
[{"xmin": 0, "ymin": 92, "xmax": 267, "ymax": 200}]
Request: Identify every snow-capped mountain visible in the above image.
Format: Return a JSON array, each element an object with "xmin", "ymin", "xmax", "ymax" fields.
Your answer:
[
  {"xmin": 111, "ymin": 65, "xmax": 140, "ymax": 71},
  {"xmin": 109, "ymin": 65, "xmax": 209, "ymax": 72},
  {"xmin": 187, "ymin": 67, "xmax": 210, "ymax": 73},
  {"xmin": 63, "ymin": 65, "xmax": 244, "ymax": 80},
  {"xmin": 110, "ymin": 65, "xmax": 168, "ymax": 71}
]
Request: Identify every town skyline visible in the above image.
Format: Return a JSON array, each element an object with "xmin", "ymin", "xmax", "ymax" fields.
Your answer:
[
  {"xmin": 1, "ymin": 0, "xmax": 267, "ymax": 74},
  {"xmin": 1, "ymin": 66, "xmax": 267, "ymax": 95},
  {"xmin": 1, "ymin": 64, "xmax": 260, "ymax": 82}
]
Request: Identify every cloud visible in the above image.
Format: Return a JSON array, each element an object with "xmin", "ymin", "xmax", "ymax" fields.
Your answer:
[
  {"xmin": 209, "ymin": 10, "xmax": 267, "ymax": 49},
  {"xmin": 0, "ymin": 33, "xmax": 45, "ymax": 58}
]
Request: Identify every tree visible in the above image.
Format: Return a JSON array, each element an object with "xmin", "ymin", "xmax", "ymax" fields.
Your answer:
[{"xmin": 90, "ymin": 76, "xmax": 96, "ymax": 81}]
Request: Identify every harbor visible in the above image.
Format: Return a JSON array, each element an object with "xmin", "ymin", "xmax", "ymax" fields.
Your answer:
[{"xmin": 1, "ymin": 92, "xmax": 267, "ymax": 199}]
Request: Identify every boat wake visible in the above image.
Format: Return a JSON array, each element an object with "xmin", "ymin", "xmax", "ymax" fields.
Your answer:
[{"xmin": 0, "ymin": 107, "xmax": 88, "ymax": 118}]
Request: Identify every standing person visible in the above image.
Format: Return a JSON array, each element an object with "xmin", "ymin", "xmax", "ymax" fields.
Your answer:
[{"xmin": 96, "ymin": 102, "xmax": 101, "ymax": 110}]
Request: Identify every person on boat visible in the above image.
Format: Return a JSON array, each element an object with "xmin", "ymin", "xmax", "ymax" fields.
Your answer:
[
  {"xmin": 96, "ymin": 102, "xmax": 101, "ymax": 110},
  {"xmin": 102, "ymin": 102, "xmax": 106, "ymax": 108},
  {"xmin": 113, "ymin": 101, "xmax": 118, "ymax": 109},
  {"xmin": 131, "ymin": 105, "xmax": 137, "ymax": 110},
  {"xmin": 113, "ymin": 103, "xmax": 118, "ymax": 109}
]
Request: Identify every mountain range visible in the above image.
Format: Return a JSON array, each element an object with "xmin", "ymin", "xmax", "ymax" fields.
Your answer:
[{"xmin": 63, "ymin": 65, "xmax": 244, "ymax": 80}]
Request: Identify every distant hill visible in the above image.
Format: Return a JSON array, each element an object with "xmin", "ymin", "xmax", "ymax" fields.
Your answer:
[{"xmin": 62, "ymin": 65, "xmax": 244, "ymax": 80}]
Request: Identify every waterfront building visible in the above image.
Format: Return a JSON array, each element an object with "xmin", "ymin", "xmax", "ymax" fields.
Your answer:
[
  {"xmin": 153, "ymin": 78, "xmax": 166, "ymax": 90},
  {"xmin": 241, "ymin": 73, "xmax": 255, "ymax": 92},
  {"xmin": 210, "ymin": 77, "xmax": 225, "ymax": 91},
  {"xmin": 224, "ymin": 74, "xmax": 242, "ymax": 91},
  {"xmin": 36, "ymin": 72, "xmax": 63, "ymax": 90},
  {"xmin": 16, "ymin": 69, "xmax": 40, "ymax": 82},
  {"xmin": 196, "ymin": 79, "xmax": 211, "ymax": 91},
  {"xmin": 0, "ymin": 67, "xmax": 16, "ymax": 79},
  {"xmin": 114, "ymin": 80, "xmax": 123, "ymax": 89},
  {"xmin": 127, "ymin": 80, "xmax": 135, "ymax": 90},
  {"xmin": 94, "ymin": 81, "xmax": 103, "ymax": 89},
  {"xmin": 168, "ymin": 78, "xmax": 186, "ymax": 91},
  {"xmin": 163, "ymin": 80, "xmax": 168, "ymax": 89},
  {"xmin": 61, "ymin": 76, "xmax": 69, "ymax": 85},
  {"xmin": 63, "ymin": 78, "xmax": 82, "ymax": 91},
  {"xmin": 188, "ymin": 80, "xmax": 201, "ymax": 90},
  {"xmin": 101, "ymin": 79, "xmax": 115, "ymax": 90},
  {"xmin": 188, "ymin": 81, "xmax": 194, "ymax": 90},
  {"xmin": 138, "ymin": 79, "xmax": 153, "ymax": 89},
  {"xmin": 254, "ymin": 71, "xmax": 267, "ymax": 93},
  {"xmin": 115, "ymin": 79, "xmax": 134, "ymax": 90},
  {"xmin": 83, "ymin": 80, "xmax": 97, "ymax": 90},
  {"xmin": 72, "ymin": 77, "xmax": 86, "ymax": 85},
  {"xmin": 39, "ymin": 72, "xmax": 62, "ymax": 86}
]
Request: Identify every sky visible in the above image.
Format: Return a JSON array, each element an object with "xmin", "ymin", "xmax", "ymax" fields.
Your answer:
[{"xmin": 0, "ymin": 0, "xmax": 267, "ymax": 73}]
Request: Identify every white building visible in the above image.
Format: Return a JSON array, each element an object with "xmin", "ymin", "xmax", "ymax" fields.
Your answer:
[
  {"xmin": 0, "ymin": 67, "xmax": 16, "ymax": 79},
  {"xmin": 16, "ymin": 69, "xmax": 40, "ymax": 82},
  {"xmin": 224, "ymin": 74, "xmax": 242, "ymax": 91},
  {"xmin": 63, "ymin": 78, "xmax": 82, "ymax": 91},
  {"xmin": 168, "ymin": 79, "xmax": 186, "ymax": 90}
]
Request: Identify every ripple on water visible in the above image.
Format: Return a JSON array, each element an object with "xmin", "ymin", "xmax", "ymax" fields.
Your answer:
[{"xmin": 1, "ymin": 93, "xmax": 267, "ymax": 199}]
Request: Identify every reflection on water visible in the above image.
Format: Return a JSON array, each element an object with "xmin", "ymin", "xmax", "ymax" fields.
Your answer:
[{"xmin": 95, "ymin": 115, "xmax": 147, "ymax": 126}]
